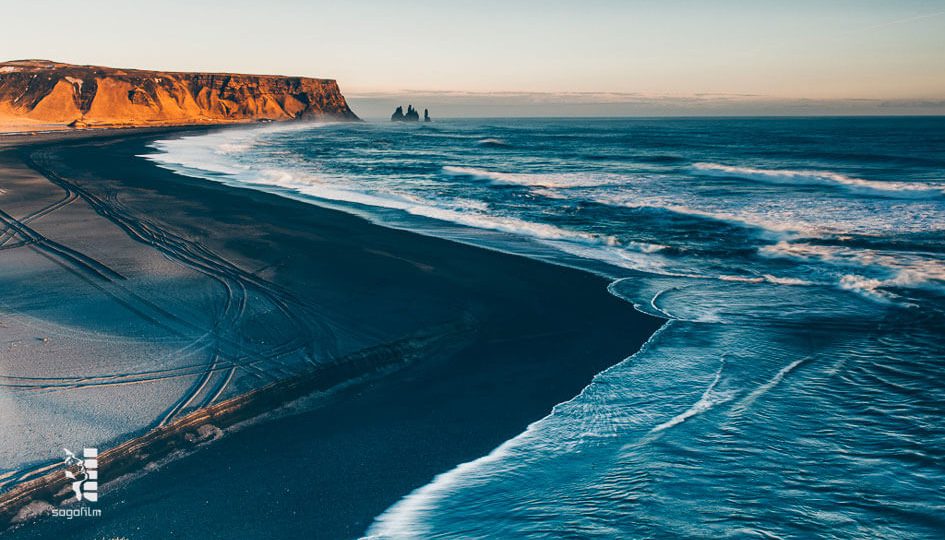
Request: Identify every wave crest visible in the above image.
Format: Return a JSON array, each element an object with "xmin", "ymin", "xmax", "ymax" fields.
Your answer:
[
  {"xmin": 442, "ymin": 166, "xmax": 618, "ymax": 188},
  {"xmin": 477, "ymin": 138, "xmax": 511, "ymax": 148},
  {"xmin": 692, "ymin": 162, "xmax": 943, "ymax": 198}
]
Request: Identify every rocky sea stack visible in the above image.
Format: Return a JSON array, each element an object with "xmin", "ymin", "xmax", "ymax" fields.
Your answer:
[
  {"xmin": 0, "ymin": 59, "xmax": 359, "ymax": 129},
  {"xmin": 391, "ymin": 104, "xmax": 430, "ymax": 122}
]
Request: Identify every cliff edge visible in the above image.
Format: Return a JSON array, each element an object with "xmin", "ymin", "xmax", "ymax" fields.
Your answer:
[{"xmin": 0, "ymin": 60, "xmax": 358, "ymax": 130}]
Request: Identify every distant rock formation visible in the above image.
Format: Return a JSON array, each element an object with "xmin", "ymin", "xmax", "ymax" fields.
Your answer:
[
  {"xmin": 391, "ymin": 105, "xmax": 405, "ymax": 121},
  {"xmin": 391, "ymin": 104, "xmax": 424, "ymax": 122},
  {"xmin": 424, "ymin": 108, "xmax": 431, "ymax": 122},
  {"xmin": 0, "ymin": 59, "xmax": 359, "ymax": 129}
]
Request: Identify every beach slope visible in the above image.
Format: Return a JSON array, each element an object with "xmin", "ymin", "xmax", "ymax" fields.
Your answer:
[{"xmin": 0, "ymin": 130, "xmax": 660, "ymax": 538}]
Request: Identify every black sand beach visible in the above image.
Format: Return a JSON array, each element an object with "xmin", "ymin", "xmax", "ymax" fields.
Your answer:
[{"xmin": 1, "ymin": 129, "xmax": 660, "ymax": 539}]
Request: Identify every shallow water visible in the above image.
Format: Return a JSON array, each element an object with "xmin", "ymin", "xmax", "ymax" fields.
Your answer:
[{"xmin": 144, "ymin": 117, "xmax": 945, "ymax": 538}]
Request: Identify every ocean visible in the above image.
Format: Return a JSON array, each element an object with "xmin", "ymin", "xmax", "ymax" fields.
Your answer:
[{"xmin": 142, "ymin": 117, "xmax": 945, "ymax": 539}]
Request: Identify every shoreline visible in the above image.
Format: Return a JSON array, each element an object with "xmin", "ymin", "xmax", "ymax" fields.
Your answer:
[
  {"xmin": 0, "ymin": 117, "xmax": 363, "ymax": 135},
  {"xmin": 0, "ymin": 127, "xmax": 661, "ymax": 538}
]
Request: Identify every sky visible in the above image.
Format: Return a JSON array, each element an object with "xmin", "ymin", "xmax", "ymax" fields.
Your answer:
[{"xmin": 2, "ymin": 0, "xmax": 944, "ymax": 117}]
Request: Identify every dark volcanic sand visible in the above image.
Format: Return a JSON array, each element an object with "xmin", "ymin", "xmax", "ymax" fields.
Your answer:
[{"xmin": 5, "ymin": 130, "xmax": 661, "ymax": 539}]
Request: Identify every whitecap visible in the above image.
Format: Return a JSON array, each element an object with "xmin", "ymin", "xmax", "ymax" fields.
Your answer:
[
  {"xmin": 761, "ymin": 241, "xmax": 945, "ymax": 292},
  {"xmin": 477, "ymin": 138, "xmax": 511, "ymax": 148},
  {"xmin": 692, "ymin": 162, "xmax": 944, "ymax": 199},
  {"xmin": 442, "ymin": 165, "xmax": 620, "ymax": 188}
]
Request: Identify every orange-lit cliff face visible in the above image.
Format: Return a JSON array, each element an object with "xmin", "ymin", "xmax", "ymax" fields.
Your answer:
[{"xmin": 0, "ymin": 60, "xmax": 358, "ymax": 129}]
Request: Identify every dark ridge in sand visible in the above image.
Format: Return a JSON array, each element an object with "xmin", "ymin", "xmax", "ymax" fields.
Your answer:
[
  {"xmin": 0, "ymin": 129, "xmax": 660, "ymax": 538},
  {"xmin": 0, "ymin": 60, "xmax": 358, "ymax": 130}
]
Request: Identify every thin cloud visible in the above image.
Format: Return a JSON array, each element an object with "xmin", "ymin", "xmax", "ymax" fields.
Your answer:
[
  {"xmin": 346, "ymin": 90, "xmax": 945, "ymax": 118},
  {"xmin": 845, "ymin": 9, "xmax": 945, "ymax": 34}
]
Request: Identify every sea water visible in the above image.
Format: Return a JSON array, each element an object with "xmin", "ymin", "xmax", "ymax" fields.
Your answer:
[{"xmin": 143, "ymin": 117, "xmax": 945, "ymax": 539}]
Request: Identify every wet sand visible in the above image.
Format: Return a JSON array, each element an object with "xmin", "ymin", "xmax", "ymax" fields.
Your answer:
[{"xmin": 0, "ymin": 128, "xmax": 661, "ymax": 538}]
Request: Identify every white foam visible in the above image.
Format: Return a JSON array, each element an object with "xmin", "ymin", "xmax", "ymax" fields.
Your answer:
[
  {"xmin": 586, "ymin": 190, "xmax": 825, "ymax": 237},
  {"xmin": 143, "ymin": 122, "xmax": 333, "ymax": 175},
  {"xmin": 649, "ymin": 390, "xmax": 735, "ymax": 433},
  {"xmin": 839, "ymin": 274, "xmax": 891, "ymax": 298},
  {"xmin": 216, "ymin": 141, "xmax": 255, "ymax": 154},
  {"xmin": 363, "ymin": 437, "xmax": 519, "ymax": 538},
  {"xmin": 718, "ymin": 275, "xmax": 766, "ymax": 284},
  {"xmin": 442, "ymin": 166, "xmax": 620, "ymax": 188},
  {"xmin": 404, "ymin": 207, "xmax": 676, "ymax": 275},
  {"xmin": 730, "ymin": 356, "xmax": 809, "ymax": 417},
  {"xmin": 140, "ymin": 125, "xmax": 943, "ymax": 297},
  {"xmin": 144, "ymin": 138, "xmax": 679, "ymax": 276},
  {"xmin": 716, "ymin": 274, "xmax": 813, "ymax": 286},
  {"xmin": 760, "ymin": 241, "xmax": 841, "ymax": 261},
  {"xmin": 364, "ymin": 377, "xmax": 611, "ymax": 537},
  {"xmin": 650, "ymin": 360, "xmax": 734, "ymax": 434},
  {"xmin": 693, "ymin": 162, "xmax": 944, "ymax": 198},
  {"xmin": 762, "ymin": 241, "xmax": 945, "ymax": 292},
  {"xmin": 761, "ymin": 275, "xmax": 811, "ymax": 286},
  {"xmin": 365, "ymin": 322, "xmax": 675, "ymax": 538},
  {"xmin": 407, "ymin": 205, "xmax": 596, "ymax": 242}
]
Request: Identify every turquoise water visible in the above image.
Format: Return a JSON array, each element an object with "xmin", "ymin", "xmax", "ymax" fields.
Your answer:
[{"xmin": 144, "ymin": 118, "xmax": 945, "ymax": 538}]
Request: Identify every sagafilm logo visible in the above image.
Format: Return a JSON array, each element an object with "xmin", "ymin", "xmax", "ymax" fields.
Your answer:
[{"xmin": 63, "ymin": 448, "xmax": 98, "ymax": 502}]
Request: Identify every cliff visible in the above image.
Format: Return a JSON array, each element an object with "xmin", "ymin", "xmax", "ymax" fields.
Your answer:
[{"xmin": 0, "ymin": 60, "xmax": 358, "ymax": 130}]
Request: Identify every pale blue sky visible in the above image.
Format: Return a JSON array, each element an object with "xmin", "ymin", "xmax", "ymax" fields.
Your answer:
[{"xmin": 3, "ymin": 0, "xmax": 944, "ymax": 115}]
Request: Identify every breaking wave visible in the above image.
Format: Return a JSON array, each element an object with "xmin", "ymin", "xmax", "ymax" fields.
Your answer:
[
  {"xmin": 477, "ymin": 138, "xmax": 512, "ymax": 148},
  {"xmin": 693, "ymin": 162, "xmax": 944, "ymax": 198},
  {"xmin": 442, "ymin": 166, "xmax": 621, "ymax": 188},
  {"xmin": 139, "ymin": 118, "xmax": 945, "ymax": 539}
]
